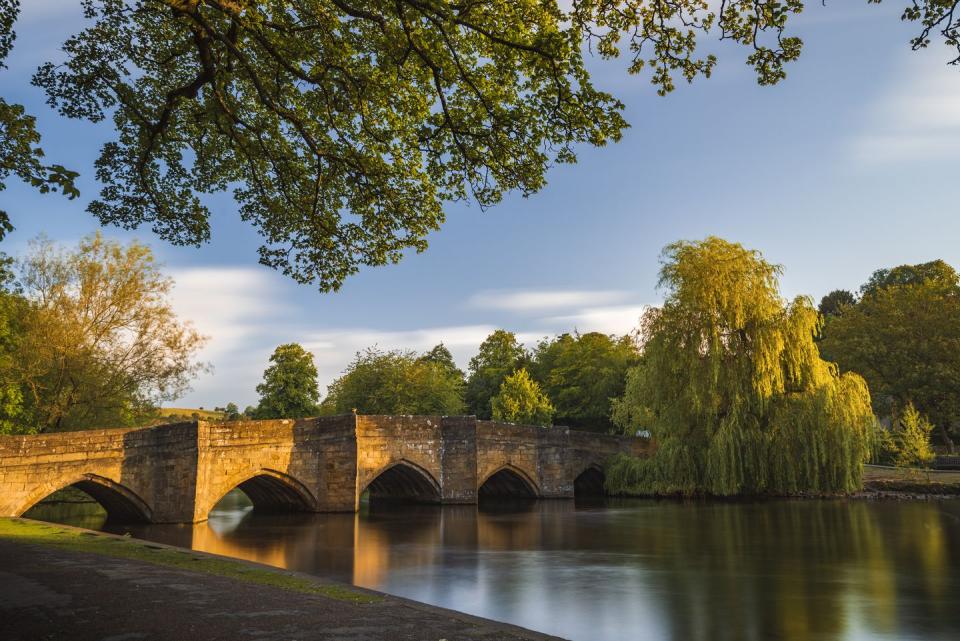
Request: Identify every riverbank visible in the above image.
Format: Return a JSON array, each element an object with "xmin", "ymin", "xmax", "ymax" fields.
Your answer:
[
  {"xmin": 859, "ymin": 464, "xmax": 960, "ymax": 498},
  {"xmin": 605, "ymin": 464, "xmax": 960, "ymax": 500},
  {"xmin": 0, "ymin": 518, "xmax": 564, "ymax": 641}
]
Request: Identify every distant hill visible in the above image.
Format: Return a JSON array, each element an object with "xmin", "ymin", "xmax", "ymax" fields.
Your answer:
[{"xmin": 155, "ymin": 407, "xmax": 226, "ymax": 421}]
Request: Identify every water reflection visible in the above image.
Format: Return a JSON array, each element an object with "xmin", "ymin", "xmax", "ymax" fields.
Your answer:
[{"xmin": 32, "ymin": 492, "xmax": 960, "ymax": 641}]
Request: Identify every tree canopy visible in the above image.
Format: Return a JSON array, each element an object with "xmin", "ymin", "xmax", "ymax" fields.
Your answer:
[
  {"xmin": 859, "ymin": 259, "xmax": 959, "ymax": 297},
  {"xmin": 818, "ymin": 289, "xmax": 856, "ymax": 318},
  {"xmin": 491, "ymin": 367, "xmax": 554, "ymax": 427},
  {"xmin": 253, "ymin": 342, "xmax": 321, "ymax": 418},
  {"xmin": 465, "ymin": 330, "xmax": 527, "ymax": 419},
  {"xmin": 3, "ymin": 1, "xmax": 960, "ymax": 287},
  {"xmin": 320, "ymin": 345, "xmax": 465, "ymax": 415},
  {"xmin": 0, "ymin": 234, "xmax": 206, "ymax": 433},
  {"xmin": 819, "ymin": 265, "xmax": 960, "ymax": 449},
  {"xmin": 607, "ymin": 237, "xmax": 875, "ymax": 496},
  {"xmin": 529, "ymin": 331, "xmax": 637, "ymax": 432}
]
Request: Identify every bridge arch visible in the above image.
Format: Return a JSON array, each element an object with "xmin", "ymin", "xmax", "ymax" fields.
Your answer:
[
  {"xmin": 18, "ymin": 473, "xmax": 153, "ymax": 523},
  {"xmin": 207, "ymin": 469, "xmax": 318, "ymax": 518},
  {"xmin": 362, "ymin": 459, "xmax": 441, "ymax": 504},
  {"xmin": 573, "ymin": 464, "xmax": 606, "ymax": 497},
  {"xmin": 478, "ymin": 465, "xmax": 540, "ymax": 498}
]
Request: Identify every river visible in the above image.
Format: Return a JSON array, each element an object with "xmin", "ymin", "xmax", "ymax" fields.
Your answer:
[{"xmin": 26, "ymin": 493, "xmax": 960, "ymax": 641}]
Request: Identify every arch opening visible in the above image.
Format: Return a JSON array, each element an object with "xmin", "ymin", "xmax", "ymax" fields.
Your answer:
[
  {"xmin": 219, "ymin": 472, "xmax": 316, "ymax": 514},
  {"xmin": 479, "ymin": 467, "xmax": 538, "ymax": 499},
  {"xmin": 22, "ymin": 475, "xmax": 152, "ymax": 526},
  {"xmin": 364, "ymin": 462, "xmax": 441, "ymax": 504},
  {"xmin": 574, "ymin": 467, "xmax": 606, "ymax": 498}
]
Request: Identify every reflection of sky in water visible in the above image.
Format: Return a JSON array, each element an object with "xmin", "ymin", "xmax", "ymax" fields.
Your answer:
[
  {"xmin": 206, "ymin": 491, "xmax": 253, "ymax": 532},
  {"xmin": 383, "ymin": 549, "xmax": 663, "ymax": 641},
  {"xmin": 32, "ymin": 494, "xmax": 960, "ymax": 641}
]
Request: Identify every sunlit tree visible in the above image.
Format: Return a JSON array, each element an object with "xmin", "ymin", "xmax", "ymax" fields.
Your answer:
[
  {"xmin": 820, "ymin": 264, "xmax": 960, "ymax": 449},
  {"xmin": 2, "ymin": 233, "xmax": 206, "ymax": 433},
  {"xmin": 253, "ymin": 343, "xmax": 320, "ymax": 418},
  {"xmin": 491, "ymin": 368, "xmax": 554, "ymax": 427},
  {"xmin": 465, "ymin": 330, "xmax": 527, "ymax": 419},
  {"xmin": 3, "ymin": 1, "xmax": 959, "ymax": 287},
  {"xmin": 530, "ymin": 331, "xmax": 637, "ymax": 432},
  {"xmin": 608, "ymin": 237, "xmax": 875, "ymax": 496},
  {"xmin": 320, "ymin": 346, "xmax": 464, "ymax": 416}
]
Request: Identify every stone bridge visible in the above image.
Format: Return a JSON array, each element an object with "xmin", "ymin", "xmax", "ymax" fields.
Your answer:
[{"xmin": 0, "ymin": 415, "xmax": 648, "ymax": 523}]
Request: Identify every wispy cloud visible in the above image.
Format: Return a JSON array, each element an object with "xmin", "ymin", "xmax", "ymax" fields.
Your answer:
[
  {"xmin": 171, "ymin": 279, "xmax": 650, "ymax": 406},
  {"xmin": 168, "ymin": 267, "xmax": 293, "ymax": 406},
  {"xmin": 543, "ymin": 304, "xmax": 649, "ymax": 336},
  {"xmin": 169, "ymin": 267, "xmax": 289, "ymax": 359},
  {"xmin": 849, "ymin": 53, "xmax": 960, "ymax": 165},
  {"xmin": 468, "ymin": 288, "xmax": 631, "ymax": 312}
]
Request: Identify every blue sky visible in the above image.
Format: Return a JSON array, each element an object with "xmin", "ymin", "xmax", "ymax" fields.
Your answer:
[{"xmin": 3, "ymin": 2, "xmax": 960, "ymax": 407}]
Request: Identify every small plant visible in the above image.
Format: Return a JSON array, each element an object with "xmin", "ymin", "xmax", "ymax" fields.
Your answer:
[{"xmin": 892, "ymin": 403, "xmax": 936, "ymax": 469}]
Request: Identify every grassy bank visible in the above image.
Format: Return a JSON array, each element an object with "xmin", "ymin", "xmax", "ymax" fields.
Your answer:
[
  {"xmin": 0, "ymin": 518, "xmax": 379, "ymax": 603},
  {"xmin": 861, "ymin": 464, "xmax": 960, "ymax": 496},
  {"xmin": 604, "ymin": 464, "xmax": 960, "ymax": 499}
]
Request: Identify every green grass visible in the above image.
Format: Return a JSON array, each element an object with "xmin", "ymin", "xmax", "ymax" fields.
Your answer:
[{"xmin": 0, "ymin": 518, "xmax": 379, "ymax": 603}]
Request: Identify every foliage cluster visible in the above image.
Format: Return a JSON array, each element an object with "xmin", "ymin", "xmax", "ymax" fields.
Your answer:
[
  {"xmin": 250, "ymin": 343, "xmax": 321, "ymax": 419},
  {"xmin": 250, "ymin": 328, "xmax": 637, "ymax": 430},
  {"xmin": 0, "ymin": 234, "xmax": 206, "ymax": 434},
  {"xmin": 4, "ymin": 1, "xmax": 960, "ymax": 291},
  {"xmin": 819, "ymin": 260, "xmax": 960, "ymax": 449},
  {"xmin": 319, "ymin": 345, "xmax": 465, "ymax": 416},
  {"xmin": 874, "ymin": 404, "xmax": 936, "ymax": 469},
  {"xmin": 606, "ymin": 237, "xmax": 876, "ymax": 496},
  {"xmin": 491, "ymin": 368, "xmax": 554, "ymax": 427}
]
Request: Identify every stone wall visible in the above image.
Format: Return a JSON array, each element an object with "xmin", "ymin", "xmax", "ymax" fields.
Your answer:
[
  {"xmin": 0, "ymin": 422, "xmax": 200, "ymax": 523},
  {"xmin": 0, "ymin": 416, "xmax": 649, "ymax": 522},
  {"xmin": 439, "ymin": 416, "xmax": 478, "ymax": 503},
  {"xmin": 476, "ymin": 421, "xmax": 543, "ymax": 494},
  {"xmin": 355, "ymin": 415, "xmax": 444, "ymax": 505}
]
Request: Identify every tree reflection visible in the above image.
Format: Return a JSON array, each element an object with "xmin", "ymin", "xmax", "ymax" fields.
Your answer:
[{"xmin": 30, "ymin": 491, "xmax": 960, "ymax": 641}]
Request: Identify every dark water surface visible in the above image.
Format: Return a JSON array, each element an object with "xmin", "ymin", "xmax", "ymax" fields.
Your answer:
[{"xmin": 28, "ymin": 494, "xmax": 960, "ymax": 641}]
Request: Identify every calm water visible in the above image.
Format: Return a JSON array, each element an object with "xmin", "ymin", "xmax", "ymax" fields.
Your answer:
[{"xmin": 28, "ymin": 494, "xmax": 960, "ymax": 641}]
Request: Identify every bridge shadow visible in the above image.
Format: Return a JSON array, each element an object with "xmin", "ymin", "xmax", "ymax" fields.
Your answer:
[
  {"xmin": 21, "ymin": 473, "xmax": 153, "ymax": 529},
  {"xmin": 574, "ymin": 466, "xmax": 606, "ymax": 498},
  {"xmin": 363, "ymin": 460, "xmax": 442, "ymax": 505},
  {"xmin": 478, "ymin": 466, "xmax": 538, "ymax": 503}
]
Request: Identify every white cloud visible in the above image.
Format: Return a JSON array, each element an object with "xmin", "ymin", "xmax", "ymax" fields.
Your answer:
[
  {"xmin": 468, "ymin": 288, "xmax": 630, "ymax": 312},
  {"xmin": 168, "ymin": 267, "xmax": 293, "ymax": 406},
  {"xmin": 542, "ymin": 304, "xmax": 649, "ymax": 336},
  {"xmin": 849, "ymin": 54, "xmax": 960, "ymax": 165},
  {"xmin": 169, "ymin": 277, "xmax": 650, "ymax": 407},
  {"xmin": 169, "ymin": 267, "xmax": 288, "ymax": 360}
]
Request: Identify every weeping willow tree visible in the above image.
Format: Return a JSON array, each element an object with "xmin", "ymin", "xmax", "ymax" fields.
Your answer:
[{"xmin": 608, "ymin": 237, "xmax": 876, "ymax": 496}]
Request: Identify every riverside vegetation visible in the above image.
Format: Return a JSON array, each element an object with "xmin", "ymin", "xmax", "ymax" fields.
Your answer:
[
  {"xmin": 3, "ymin": 2, "xmax": 960, "ymax": 499},
  {"xmin": 1, "ymin": 234, "xmax": 958, "ymax": 498}
]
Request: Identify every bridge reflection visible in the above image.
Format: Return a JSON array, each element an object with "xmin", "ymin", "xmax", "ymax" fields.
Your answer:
[
  {"xmin": 100, "ymin": 490, "xmax": 576, "ymax": 587},
  {"xmin": 26, "ymin": 492, "xmax": 960, "ymax": 641}
]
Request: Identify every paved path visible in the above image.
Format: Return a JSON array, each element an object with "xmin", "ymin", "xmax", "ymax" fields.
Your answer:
[{"xmin": 0, "ymin": 537, "xmax": 564, "ymax": 641}]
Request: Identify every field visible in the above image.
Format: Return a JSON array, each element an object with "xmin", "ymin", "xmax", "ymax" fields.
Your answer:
[{"xmin": 154, "ymin": 407, "xmax": 226, "ymax": 421}]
